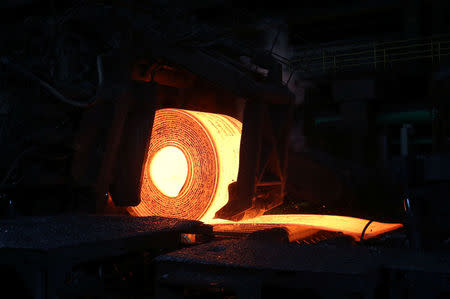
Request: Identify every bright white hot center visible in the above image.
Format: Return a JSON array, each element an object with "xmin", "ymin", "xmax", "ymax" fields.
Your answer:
[{"xmin": 149, "ymin": 146, "xmax": 188, "ymax": 197}]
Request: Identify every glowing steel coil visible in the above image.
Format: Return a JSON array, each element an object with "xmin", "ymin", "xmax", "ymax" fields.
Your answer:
[{"xmin": 128, "ymin": 108, "xmax": 242, "ymax": 221}]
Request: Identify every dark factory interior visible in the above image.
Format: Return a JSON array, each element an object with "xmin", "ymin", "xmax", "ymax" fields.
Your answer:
[{"xmin": 0, "ymin": 1, "xmax": 449, "ymax": 298}]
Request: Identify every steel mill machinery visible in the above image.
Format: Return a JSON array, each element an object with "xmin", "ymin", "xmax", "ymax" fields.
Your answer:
[
  {"xmin": 0, "ymin": 25, "xmax": 294, "ymax": 222},
  {"xmin": 0, "ymin": 2, "xmax": 449, "ymax": 299}
]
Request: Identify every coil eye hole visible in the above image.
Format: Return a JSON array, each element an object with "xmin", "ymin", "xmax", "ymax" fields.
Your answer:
[{"xmin": 149, "ymin": 146, "xmax": 188, "ymax": 198}]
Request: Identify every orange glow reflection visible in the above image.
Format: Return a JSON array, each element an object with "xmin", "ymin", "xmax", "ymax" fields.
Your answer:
[{"xmin": 208, "ymin": 214, "xmax": 403, "ymax": 240}]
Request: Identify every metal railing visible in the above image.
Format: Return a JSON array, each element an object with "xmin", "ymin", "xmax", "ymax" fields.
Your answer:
[{"xmin": 287, "ymin": 35, "xmax": 450, "ymax": 74}]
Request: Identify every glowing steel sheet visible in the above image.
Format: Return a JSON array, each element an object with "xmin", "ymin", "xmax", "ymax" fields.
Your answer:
[
  {"xmin": 128, "ymin": 108, "xmax": 242, "ymax": 221},
  {"xmin": 208, "ymin": 214, "xmax": 403, "ymax": 240}
]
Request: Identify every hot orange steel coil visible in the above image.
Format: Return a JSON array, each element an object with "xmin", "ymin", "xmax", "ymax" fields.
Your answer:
[{"xmin": 128, "ymin": 108, "xmax": 242, "ymax": 221}]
